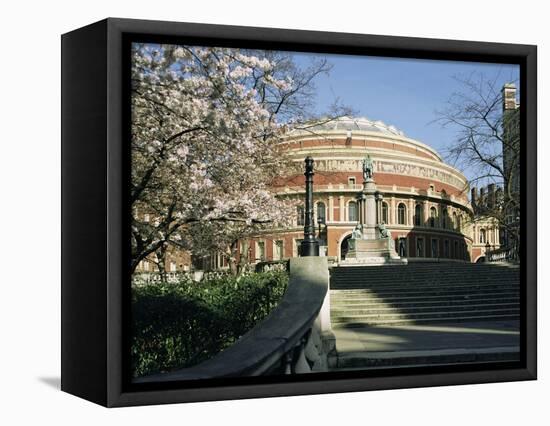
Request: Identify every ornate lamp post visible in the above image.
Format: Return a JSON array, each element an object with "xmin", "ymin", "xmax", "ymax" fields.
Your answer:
[{"xmin": 300, "ymin": 156, "xmax": 319, "ymax": 256}]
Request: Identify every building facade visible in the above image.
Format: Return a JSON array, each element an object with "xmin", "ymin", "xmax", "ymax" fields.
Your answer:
[
  {"xmin": 501, "ymin": 84, "xmax": 520, "ymax": 257},
  {"xmin": 136, "ymin": 116, "xmax": 505, "ymax": 273},
  {"xmin": 246, "ymin": 116, "xmax": 480, "ymax": 266}
]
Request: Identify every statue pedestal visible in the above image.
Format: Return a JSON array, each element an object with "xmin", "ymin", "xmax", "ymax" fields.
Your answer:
[
  {"xmin": 341, "ymin": 168, "xmax": 407, "ymax": 266},
  {"xmin": 357, "ymin": 179, "xmax": 378, "ymax": 240},
  {"xmin": 342, "ymin": 237, "xmax": 408, "ymax": 266}
]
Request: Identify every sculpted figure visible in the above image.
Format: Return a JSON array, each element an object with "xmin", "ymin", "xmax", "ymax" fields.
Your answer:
[
  {"xmin": 352, "ymin": 224, "xmax": 363, "ymax": 239},
  {"xmin": 362, "ymin": 154, "xmax": 374, "ymax": 181},
  {"xmin": 378, "ymin": 222, "xmax": 390, "ymax": 239}
]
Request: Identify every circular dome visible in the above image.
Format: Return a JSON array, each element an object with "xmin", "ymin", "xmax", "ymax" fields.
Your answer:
[
  {"xmin": 277, "ymin": 115, "xmax": 470, "ymax": 203},
  {"xmin": 289, "ymin": 116, "xmax": 406, "ymax": 137},
  {"xmin": 283, "ymin": 115, "xmax": 443, "ymax": 163}
]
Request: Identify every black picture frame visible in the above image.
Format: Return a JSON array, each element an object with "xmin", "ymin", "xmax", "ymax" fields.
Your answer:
[{"xmin": 61, "ymin": 17, "xmax": 537, "ymax": 407}]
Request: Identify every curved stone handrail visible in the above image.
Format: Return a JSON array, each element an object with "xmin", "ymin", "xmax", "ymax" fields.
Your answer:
[{"xmin": 135, "ymin": 257, "xmax": 333, "ymax": 383}]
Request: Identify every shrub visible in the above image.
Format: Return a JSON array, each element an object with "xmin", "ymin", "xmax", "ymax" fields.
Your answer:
[{"xmin": 131, "ymin": 271, "xmax": 288, "ymax": 378}]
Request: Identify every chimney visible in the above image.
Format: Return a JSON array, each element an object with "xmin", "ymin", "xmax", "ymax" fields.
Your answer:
[
  {"xmin": 479, "ymin": 187, "xmax": 486, "ymax": 208},
  {"xmin": 488, "ymin": 183, "xmax": 496, "ymax": 209},
  {"xmin": 471, "ymin": 187, "xmax": 477, "ymax": 206},
  {"xmin": 346, "ymin": 130, "xmax": 352, "ymax": 145},
  {"xmin": 502, "ymin": 84, "xmax": 518, "ymax": 111}
]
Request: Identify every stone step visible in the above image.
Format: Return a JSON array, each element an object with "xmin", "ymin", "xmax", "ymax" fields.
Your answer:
[
  {"xmin": 331, "ymin": 297, "xmax": 520, "ymax": 309},
  {"xmin": 330, "ymin": 283, "xmax": 519, "ymax": 292},
  {"xmin": 331, "ymin": 271, "xmax": 520, "ymax": 280},
  {"xmin": 330, "ymin": 291, "xmax": 519, "ymax": 302},
  {"xmin": 331, "ymin": 308, "xmax": 520, "ymax": 323},
  {"xmin": 332, "ymin": 282, "xmax": 519, "ymax": 289},
  {"xmin": 331, "ymin": 273, "xmax": 519, "ymax": 281},
  {"xmin": 330, "ymin": 270, "xmax": 519, "ymax": 278},
  {"xmin": 331, "ymin": 266, "xmax": 520, "ymax": 272},
  {"xmin": 331, "ymin": 315, "xmax": 520, "ymax": 327},
  {"xmin": 332, "ymin": 269, "xmax": 520, "ymax": 275},
  {"xmin": 331, "ymin": 276, "xmax": 520, "ymax": 285},
  {"xmin": 331, "ymin": 306, "xmax": 519, "ymax": 322},
  {"xmin": 332, "ymin": 264, "xmax": 519, "ymax": 270},
  {"xmin": 329, "ymin": 288, "xmax": 519, "ymax": 299},
  {"xmin": 331, "ymin": 279, "xmax": 519, "ymax": 287},
  {"xmin": 331, "ymin": 270, "xmax": 519, "ymax": 276},
  {"xmin": 331, "ymin": 313, "xmax": 520, "ymax": 327},
  {"xmin": 335, "ymin": 346, "xmax": 520, "ymax": 369},
  {"xmin": 331, "ymin": 271, "xmax": 520, "ymax": 279},
  {"xmin": 331, "ymin": 302, "xmax": 519, "ymax": 317},
  {"xmin": 330, "ymin": 264, "xmax": 520, "ymax": 326}
]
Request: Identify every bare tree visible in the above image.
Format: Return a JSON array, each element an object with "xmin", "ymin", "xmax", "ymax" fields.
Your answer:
[{"xmin": 435, "ymin": 72, "xmax": 520, "ymax": 252}]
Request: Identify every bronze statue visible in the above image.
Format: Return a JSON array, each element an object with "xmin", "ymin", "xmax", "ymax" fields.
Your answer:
[{"xmin": 362, "ymin": 154, "xmax": 374, "ymax": 181}]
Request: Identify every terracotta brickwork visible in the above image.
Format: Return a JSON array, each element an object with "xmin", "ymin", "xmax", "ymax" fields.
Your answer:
[{"xmin": 140, "ymin": 117, "xmax": 498, "ymax": 271}]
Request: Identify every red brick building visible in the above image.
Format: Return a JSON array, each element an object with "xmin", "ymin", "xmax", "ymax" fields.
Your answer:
[
  {"xmin": 244, "ymin": 116, "xmax": 499, "ymax": 266},
  {"xmin": 137, "ymin": 116, "xmax": 501, "ymax": 272}
]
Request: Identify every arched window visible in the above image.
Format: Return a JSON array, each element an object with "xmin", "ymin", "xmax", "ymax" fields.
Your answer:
[
  {"xmin": 397, "ymin": 203, "xmax": 406, "ymax": 225},
  {"xmin": 442, "ymin": 207, "xmax": 448, "ymax": 229},
  {"xmin": 348, "ymin": 201, "xmax": 358, "ymax": 222},
  {"xmin": 430, "ymin": 206, "xmax": 437, "ymax": 227},
  {"xmin": 452, "ymin": 212, "xmax": 458, "ymax": 230},
  {"xmin": 316, "ymin": 202, "xmax": 326, "ymax": 224},
  {"xmin": 480, "ymin": 228, "xmax": 486, "ymax": 244},
  {"xmin": 414, "ymin": 204, "xmax": 422, "ymax": 226},
  {"xmin": 381, "ymin": 202, "xmax": 389, "ymax": 224},
  {"xmin": 297, "ymin": 206, "xmax": 304, "ymax": 226}
]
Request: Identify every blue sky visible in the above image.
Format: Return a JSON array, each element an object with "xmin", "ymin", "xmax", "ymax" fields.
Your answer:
[{"xmin": 292, "ymin": 52, "xmax": 519, "ymax": 180}]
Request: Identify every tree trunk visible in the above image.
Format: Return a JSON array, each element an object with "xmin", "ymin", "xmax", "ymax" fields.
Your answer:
[
  {"xmin": 237, "ymin": 240, "xmax": 250, "ymax": 277},
  {"xmin": 156, "ymin": 244, "xmax": 168, "ymax": 282}
]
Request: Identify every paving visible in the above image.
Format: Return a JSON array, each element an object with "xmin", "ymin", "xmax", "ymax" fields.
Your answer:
[{"xmin": 332, "ymin": 320, "xmax": 520, "ymax": 369}]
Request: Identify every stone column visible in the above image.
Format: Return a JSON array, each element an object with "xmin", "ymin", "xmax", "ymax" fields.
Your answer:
[
  {"xmin": 360, "ymin": 194, "xmax": 367, "ymax": 224},
  {"xmin": 328, "ymin": 195, "xmax": 334, "ymax": 222},
  {"xmin": 375, "ymin": 192, "xmax": 382, "ymax": 225},
  {"xmin": 423, "ymin": 201, "xmax": 430, "ymax": 225},
  {"xmin": 339, "ymin": 196, "xmax": 344, "ymax": 222},
  {"xmin": 390, "ymin": 196, "xmax": 396, "ymax": 225},
  {"xmin": 408, "ymin": 198, "xmax": 414, "ymax": 226},
  {"xmin": 361, "ymin": 179, "xmax": 378, "ymax": 240}
]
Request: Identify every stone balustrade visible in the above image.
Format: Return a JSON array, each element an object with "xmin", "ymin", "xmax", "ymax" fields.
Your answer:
[
  {"xmin": 487, "ymin": 246, "xmax": 519, "ymax": 263},
  {"xmin": 131, "ymin": 270, "xmax": 233, "ymax": 286},
  {"xmin": 134, "ymin": 257, "xmax": 335, "ymax": 383}
]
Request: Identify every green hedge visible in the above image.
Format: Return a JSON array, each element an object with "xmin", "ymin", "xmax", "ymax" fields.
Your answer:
[{"xmin": 131, "ymin": 271, "xmax": 289, "ymax": 378}]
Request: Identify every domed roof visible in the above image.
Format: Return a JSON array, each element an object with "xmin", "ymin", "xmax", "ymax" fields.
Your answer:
[{"xmin": 294, "ymin": 116, "xmax": 405, "ymax": 137}]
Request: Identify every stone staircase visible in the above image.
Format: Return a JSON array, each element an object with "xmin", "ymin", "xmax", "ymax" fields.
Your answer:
[{"xmin": 330, "ymin": 262, "xmax": 520, "ymax": 327}]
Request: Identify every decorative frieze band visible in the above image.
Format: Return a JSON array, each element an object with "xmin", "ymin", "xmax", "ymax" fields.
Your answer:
[{"xmin": 296, "ymin": 158, "xmax": 465, "ymax": 189}]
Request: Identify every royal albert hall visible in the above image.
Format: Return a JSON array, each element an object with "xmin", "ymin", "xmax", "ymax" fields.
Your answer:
[{"xmin": 245, "ymin": 116, "xmax": 492, "ymax": 266}]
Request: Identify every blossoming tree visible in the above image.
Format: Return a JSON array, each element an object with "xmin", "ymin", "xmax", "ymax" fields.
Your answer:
[{"xmin": 131, "ymin": 44, "xmax": 348, "ymax": 274}]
